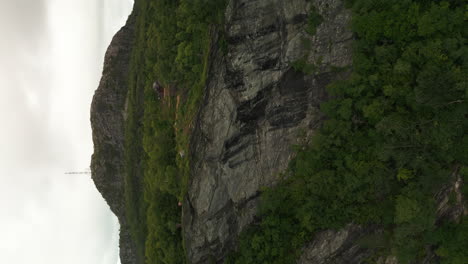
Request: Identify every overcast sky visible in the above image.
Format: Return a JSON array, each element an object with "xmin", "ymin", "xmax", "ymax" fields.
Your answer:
[{"xmin": 0, "ymin": 0, "xmax": 133, "ymax": 263}]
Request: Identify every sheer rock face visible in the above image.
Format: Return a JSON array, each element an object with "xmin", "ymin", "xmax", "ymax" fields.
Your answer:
[
  {"xmin": 183, "ymin": 0, "xmax": 353, "ymax": 263},
  {"xmin": 90, "ymin": 8, "xmax": 137, "ymax": 264},
  {"xmin": 91, "ymin": 0, "xmax": 465, "ymax": 263},
  {"xmin": 184, "ymin": 0, "xmax": 466, "ymax": 263}
]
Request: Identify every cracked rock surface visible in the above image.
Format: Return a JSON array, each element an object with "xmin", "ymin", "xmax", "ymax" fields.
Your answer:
[
  {"xmin": 183, "ymin": 0, "xmax": 353, "ymax": 263},
  {"xmin": 90, "ymin": 1, "xmax": 466, "ymax": 263},
  {"xmin": 297, "ymin": 224, "xmax": 376, "ymax": 264}
]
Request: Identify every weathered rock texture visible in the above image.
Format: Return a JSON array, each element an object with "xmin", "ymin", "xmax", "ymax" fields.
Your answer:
[
  {"xmin": 90, "ymin": 7, "xmax": 138, "ymax": 264},
  {"xmin": 183, "ymin": 0, "xmax": 353, "ymax": 263},
  {"xmin": 298, "ymin": 167, "xmax": 466, "ymax": 264},
  {"xmin": 297, "ymin": 224, "xmax": 376, "ymax": 264},
  {"xmin": 184, "ymin": 0, "xmax": 466, "ymax": 263},
  {"xmin": 434, "ymin": 166, "xmax": 467, "ymax": 224},
  {"xmin": 91, "ymin": 0, "xmax": 465, "ymax": 263}
]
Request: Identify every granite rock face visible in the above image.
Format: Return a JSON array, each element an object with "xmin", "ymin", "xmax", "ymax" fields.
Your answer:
[
  {"xmin": 297, "ymin": 224, "xmax": 376, "ymax": 264},
  {"xmin": 90, "ymin": 8, "xmax": 139, "ymax": 264},
  {"xmin": 184, "ymin": 0, "xmax": 466, "ymax": 263},
  {"xmin": 183, "ymin": 0, "xmax": 353, "ymax": 263},
  {"xmin": 91, "ymin": 0, "xmax": 465, "ymax": 263}
]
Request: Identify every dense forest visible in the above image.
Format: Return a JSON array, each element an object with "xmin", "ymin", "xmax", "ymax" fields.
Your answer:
[
  {"xmin": 229, "ymin": 0, "xmax": 467, "ymax": 263},
  {"xmin": 123, "ymin": 0, "xmax": 467, "ymax": 263},
  {"xmin": 124, "ymin": 0, "xmax": 226, "ymax": 263}
]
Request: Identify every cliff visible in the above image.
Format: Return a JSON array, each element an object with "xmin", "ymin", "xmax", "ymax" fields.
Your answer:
[
  {"xmin": 184, "ymin": 0, "xmax": 353, "ymax": 263},
  {"xmin": 90, "ymin": 0, "xmax": 466, "ymax": 263},
  {"xmin": 90, "ymin": 7, "xmax": 138, "ymax": 264},
  {"xmin": 184, "ymin": 0, "xmax": 466, "ymax": 263}
]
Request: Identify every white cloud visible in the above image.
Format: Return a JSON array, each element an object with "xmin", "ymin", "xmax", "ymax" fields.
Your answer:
[{"xmin": 0, "ymin": 0, "xmax": 133, "ymax": 263}]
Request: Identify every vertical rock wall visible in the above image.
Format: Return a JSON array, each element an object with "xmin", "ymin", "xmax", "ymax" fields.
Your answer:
[
  {"xmin": 184, "ymin": 0, "xmax": 353, "ymax": 263},
  {"xmin": 89, "ymin": 1, "xmax": 465, "ymax": 263}
]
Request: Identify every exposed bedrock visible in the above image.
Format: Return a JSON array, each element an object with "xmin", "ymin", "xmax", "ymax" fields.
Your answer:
[
  {"xmin": 183, "ymin": 0, "xmax": 353, "ymax": 263},
  {"xmin": 90, "ymin": 7, "xmax": 139, "ymax": 264},
  {"xmin": 183, "ymin": 0, "xmax": 466, "ymax": 263}
]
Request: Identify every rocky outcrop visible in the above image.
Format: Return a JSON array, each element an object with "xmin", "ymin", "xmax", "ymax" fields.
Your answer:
[
  {"xmin": 183, "ymin": 0, "xmax": 353, "ymax": 263},
  {"xmin": 90, "ymin": 7, "xmax": 137, "ymax": 264},
  {"xmin": 184, "ymin": 0, "xmax": 466, "ymax": 263},
  {"xmin": 434, "ymin": 166, "xmax": 467, "ymax": 224},
  {"xmin": 298, "ymin": 167, "xmax": 466, "ymax": 264},
  {"xmin": 91, "ymin": 0, "xmax": 465, "ymax": 263},
  {"xmin": 297, "ymin": 224, "xmax": 376, "ymax": 264}
]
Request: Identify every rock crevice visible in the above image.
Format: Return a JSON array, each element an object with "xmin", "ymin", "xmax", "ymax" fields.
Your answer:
[{"xmin": 184, "ymin": 0, "xmax": 353, "ymax": 263}]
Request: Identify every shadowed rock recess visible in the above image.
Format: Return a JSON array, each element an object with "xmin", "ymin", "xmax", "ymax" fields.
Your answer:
[
  {"xmin": 184, "ymin": 0, "xmax": 353, "ymax": 263},
  {"xmin": 90, "ymin": 8, "xmax": 138, "ymax": 264}
]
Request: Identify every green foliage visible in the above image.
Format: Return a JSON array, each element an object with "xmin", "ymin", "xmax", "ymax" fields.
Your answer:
[
  {"xmin": 291, "ymin": 57, "xmax": 316, "ymax": 75},
  {"xmin": 124, "ymin": 0, "xmax": 227, "ymax": 263},
  {"xmin": 229, "ymin": 0, "xmax": 467, "ymax": 263},
  {"xmin": 291, "ymin": 5, "xmax": 324, "ymax": 74},
  {"xmin": 124, "ymin": 6, "xmax": 151, "ymax": 260},
  {"xmin": 305, "ymin": 6, "xmax": 323, "ymax": 35},
  {"xmin": 395, "ymin": 195, "xmax": 421, "ymax": 224},
  {"xmin": 427, "ymin": 216, "xmax": 468, "ymax": 264},
  {"xmin": 396, "ymin": 168, "xmax": 414, "ymax": 181}
]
